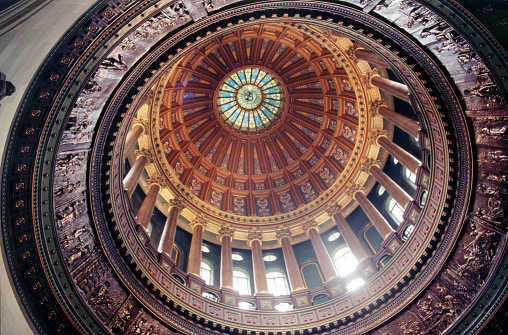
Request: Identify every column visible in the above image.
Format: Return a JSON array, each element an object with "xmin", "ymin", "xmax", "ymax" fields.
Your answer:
[
  {"xmin": 327, "ymin": 206, "xmax": 369, "ymax": 263},
  {"xmin": 377, "ymin": 136, "xmax": 421, "ymax": 174},
  {"xmin": 136, "ymin": 183, "xmax": 160, "ymax": 231},
  {"xmin": 219, "ymin": 226, "xmax": 234, "ymax": 289},
  {"xmin": 377, "ymin": 105, "xmax": 419, "ymax": 138},
  {"xmin": 370, "ymin": 73, "xmax": 410, "ymax": 103},
  {"xmin": 305, "ymin": 223, "xmax": 336, "ymax": 282},
  {"xmin": 158, "ymin": 197, "xmax": 184, "ymax": 255},
  {"xmin": 277, "ymin": 229, "xmax": 306, "ymax": 292},
  {"xmin": 355, "ymin": 191, "xmax": 394, "ymax": 239},
  {"xmin": 370, "ymin": 165, "xmax": 413, "ymax": 207},
  {"xmin": 248, "ymin": 232, "xmax": 269, "ymax": 295},
  {"xmin": 124, "ymin": 124, "xmax": 144, "ymax": 157},
  {"xmin": 123, "ymin": 155, "xmax": 148, "ymax": 197},
  {"xmin": 187, "ymin": 217, "xmax": 206, "ymax": 277}
]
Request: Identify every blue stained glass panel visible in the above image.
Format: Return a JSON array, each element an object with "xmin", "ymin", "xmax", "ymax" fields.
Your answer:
[{"xmin": 217, "ymin": 67, "xmax": 283, "ymax": 133}]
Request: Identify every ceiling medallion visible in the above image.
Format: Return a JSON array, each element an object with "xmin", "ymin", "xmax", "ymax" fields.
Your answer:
[{"xmin": 216, "ymin": 67, "xmax": 283, "ymax": 133}]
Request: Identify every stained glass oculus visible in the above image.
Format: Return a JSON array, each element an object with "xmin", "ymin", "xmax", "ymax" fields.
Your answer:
[{"xmin": 217, "ymin": 68, "xmax": 283, "ymax": 133}]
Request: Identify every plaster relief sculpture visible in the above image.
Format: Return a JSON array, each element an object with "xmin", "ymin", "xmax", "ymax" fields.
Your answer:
[
  {"xmin": 66, "ymin": 244, "xmax": 91, "ymax": 267},
  {"xmin": 55, "ymin": 151, "xmax": 88, "ymax": 177},
  {"xmin": 55, "ymin": 198, "xmax": 85, "ymax": 229},
  {"xmin": 54, "ymin": 179, "xmax": 83, "ymax": 197},
  {"xmin": 88, "ymin": 272, "xmax": 127, "ymax": 323},
  {"xmin": 60, "ymin": 226, "xmax": 89, "ymax": 250}
]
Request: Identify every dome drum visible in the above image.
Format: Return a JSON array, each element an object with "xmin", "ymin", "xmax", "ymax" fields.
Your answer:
[{"xmin": 103, "ymin": 7, "xmax": 454, "ymax": 333}]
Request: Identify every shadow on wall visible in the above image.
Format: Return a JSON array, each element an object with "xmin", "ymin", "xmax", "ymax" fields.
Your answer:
[{"xmin": 0, "ymin": 72, "xmax": 15, "ymax": 102}]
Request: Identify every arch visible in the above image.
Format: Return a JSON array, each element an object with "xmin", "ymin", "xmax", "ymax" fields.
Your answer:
[
  {"xmin": 312, "ymin": 293, "xmax": 330, "ymax": 306},
  {"xmin": 301, "ymin": 262, "xmax": 323, "ymax": 289},
  {"xmin": 332, "ymin": 247, "xmax": 358, "ymax": 278},
  {"xmin": 402, "ymin": 224, "xmax": 415, "ymax": 242},
  {"xmin": 238, "ymin": 301, "xmax": 256, "ymax": 311},
  {"xmin": 419, "ymin": 190, "xmax": 428, "ymax": 207},
  {"xmin": 233, "ymin": 269, "xmax": 251, "ymax": 295},
  {"xmin": 403, "ymin": 167, "xmax": 417, "ymax": 185},
  {"xmin": 266, "ymin": 271, "xmax": 290, "ymax": 296},
  {"xmin": 171, "ymin": 273, "xmax": 186, "ymax": 286},
  {"xmin": 202, "ymin": 291, "xmax": 219, "ymax": 302},
  {"xmin": 363, "ymin": 225, "xmax": 383, "ymax": 253},
  {"xmin": 378, "ymin": 254, "xmax": 393, "ymax": 269},
  {"xmin": 386, "ymin": 197, "xmax": 404, "ymax": 224},
  {"xmin": 200, "ymin": 261, "xmax": 213, "ymax": 286},
  {"xmin": 274, "ymin": 302, "xmax": 293, "ymax": 312}
]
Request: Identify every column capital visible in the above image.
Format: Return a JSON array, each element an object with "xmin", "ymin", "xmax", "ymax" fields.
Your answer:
[
  {"xmin": 275, "ymin": 227, "xmax": 292, "ymax": 241},
  {"xmin": 345, "ymin": 183, "xmax": 366, "ymax": 199},
  {"xmin": 368, "ymin": 129, "xmax": 388, "ymax": 146},
  {"xmin": 361, "ymin": 158, "xmax": 382, "ymax": 173},
  {"xmin": 325, "ymin": 203, "xmax": 343, "ymax": 217},
  {"xmin": 247, "ymin": 231, "xmax": 263, "ymax": 246},
  {"xmin": 303, "ymin": 221, "xmax": 320, "ymax": 235},
  {"xmin": 168, "ymin": 196, "xmax": 185, "ymax": 210},
  {"xmin": 365, "ymin": 68, "xmax": 380, "ymax": 89},
  {"xmin": 135, "ymin": 148, "xmax": 154, "ymax": 163},
  {"xmin": 132, "ymin": 117, "xmax": 148, "ymax": 133},
  {"xmin": 146, "ymin": 173, "xmax": 167, "ymax": 188},
  {"xmin": 218, "ymin": 225, "xmax": 234, "ymax": 241},
  {"xmin": 190, "ymin": 215, "xmax": 207, "ymax": 229}
]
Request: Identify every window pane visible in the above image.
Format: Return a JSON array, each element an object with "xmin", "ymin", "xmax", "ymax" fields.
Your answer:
[
  {"xmin": 346, "ymin": 277, "xmax": 365, "ymax": 291},
  {"xmin": 274, "ymin": 303, "xmax": 293, "ymax": 312},
  {"xmin": 266, "ymin": 272, "xmax": 289, "ymax": 296},
  {"xmin": 200, "ymin": 262, "xmax": 212, "ymax": 285},
  {"xmin": 233, "ymin": 270, "xmax": 251, "ymax": 295},
  {"xmin": 333, "ymin": 248, "xmax": 358, "ymax": 278},
  {"xmin": 238, "ymin": 301, "xmax": 255, "ymax": 310},
  {"xmin": 388, "ymin": 198, "xmax": 404, "ymax": 224},
  {"xmin": 405, "ymin": 168, "xmax": 417, "ymax": 183},
  {"xmin": 302, "ymin": 263, "xmax": 323, "ymax": 289}
]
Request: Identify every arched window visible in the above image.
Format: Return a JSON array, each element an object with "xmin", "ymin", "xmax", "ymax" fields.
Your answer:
[
  {"xmin": 200, "ymin": 262, "xmax": 212, "ymax": 286},
  {"xmin": 266, "ymin": 272, "xmax": 290, "ymax": 296},
  {"xmin": 233, "ymin": 270, "xmax": 251, "ymax": 295},
  {"xmin": 170, "ymin": 245, "xmax": 180, "ymax": 264},
  {"xmin": 402, "ymin": 224, "xmax": 415, "ymax": 242},
  {"xmin": 346, "ymin": 277, "xmax": 365, "ymax": 292},
  {"xmin": 363, "ymin": 225, "xmax": 383, "ymax": 253},
  {"xmin": 301, "ymin": 262, "xmax": 323, "ymax": 289},
  {"xmin": 312, "ymin": 293, "xmax": 330, "ymax": 305},
  {"xmin": 171, "ymin": 273, "xmax": 186, "ymax": 285},
  {"xmin": 274, "ymin": 302, "xmax": 293, "ymax": 312},
  {"xmin": 379, "ymin": 255, "xmax": 392, "ymax": 268},
  {"xmin": 387, "ymin": 197, "xmax": 404, "ymax": 224},
  {"xmin": 202, "ymin": 292, "xmax": 219, "ymax": 302},
  {"xmin": 419, "ymin": 190, "xmax": 428, "ymax": 207},
  {"xmin": 146, "ymin": 222, "xmax": 153, "ymax": 236},
  {"xmin": 333, "ymin": 247, "xmax": 358, "ymax": 278},
  {"xmin": 238, "ymin": 301, "xmax": 256, "ymax": 310},
  {"xmin": 404, "ymin": 167, "xmax": 417, "ymax": 184}
]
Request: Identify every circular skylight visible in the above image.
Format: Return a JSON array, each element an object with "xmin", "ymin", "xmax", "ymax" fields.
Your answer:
[
  {"xmin": 263, "ymin": 254, "xmax": 277, "ymax": 262},
  {"xmin": 328, "ymin": 232, "xmax": 341, "ymax": 242},
  {"xmin": 232, "ymin": 253, "xmax": 244, "ymax": 261},
  {"xmin": 202, "ymin": 245, "xmax": 210, "ymax": 253},
  {"xmin": 217, "ymin": 67, "xmax": 283, "ymax": 133}
]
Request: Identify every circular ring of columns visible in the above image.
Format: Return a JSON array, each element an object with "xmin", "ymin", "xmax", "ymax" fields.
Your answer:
[{"xmin": 90, "ymin": 4, "xmax": 462, "ymax": 335}]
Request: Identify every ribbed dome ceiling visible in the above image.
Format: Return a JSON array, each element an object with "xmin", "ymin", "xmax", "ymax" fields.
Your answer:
[{"xmin": 157, "ymin": 24, "xmax": 360, "ymax": 217}]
